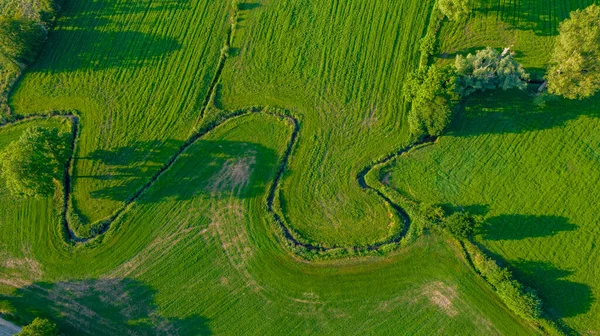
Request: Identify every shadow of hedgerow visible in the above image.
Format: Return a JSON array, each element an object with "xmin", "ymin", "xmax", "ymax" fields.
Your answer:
[
  {"xmin": 448, "ymin": 89, "xmax": 600, "ymax": 137},
  {"xmin": 472, "ymin": 0, "xmax": 596, "ymax": 37},
  {"xmin": 482, "ymin": 214, "xmax": 577, "ymax": 241},
  {"xmin": 0, "ymin": 278, "xmax": 211, "ymax": 335},
  {"xmin": 79, "ymin": 139, "xmax": 278, "ymax": 203}
]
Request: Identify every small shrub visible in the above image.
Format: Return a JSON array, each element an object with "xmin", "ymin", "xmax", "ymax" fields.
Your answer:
[
  {"xmin": 443, "ymin": 211, "xmax": 479, "ymax": 239},
  {"xmin": 17, "ymin": 318, "xmax": 59, "ymax": 336}
]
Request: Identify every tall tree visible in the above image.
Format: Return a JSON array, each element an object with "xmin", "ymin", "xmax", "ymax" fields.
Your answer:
[
  {"xmin": 454, "ymin": 47, "xmax": 529, "ymax": 96},
  {"xmin": 0, "ymin": 17, "xmax": 45, "ymax": 66},
  {"xmin": 439, "ymin": 0, "xmax": 470, "ymax": 21},
  {"xmin": 404, "ymin": 65, "xmax": 457, "ymax": 137},
  {"xmin": 0, "ymin": 126, "xmax": 70, "ymax": 198},
  {"xmin": 547, "ymin": 4, "xmax": 600, "ymax": 100}
]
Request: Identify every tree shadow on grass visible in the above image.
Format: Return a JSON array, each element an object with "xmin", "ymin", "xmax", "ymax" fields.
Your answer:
[
  {"xmin": 0, "ymin": 278, "xmax": 211, "ymax": 335},
  {"xmin": 472, "ymin": 0, "xmax": 597, "ymax": 36},
  {"xmin": 79, "ymin": 139, "xmax": 279, "ymax": 203},
  {"xmin": 26, "ymin": 0, "xmax": 194, "ymax": 73},
  {"xmin": 482, "ymin": 214, "xmax": 577, "ymax": 240},
  {"xmin": 511, "ymin": 260, "xmax": 594, "ymax": 321},
  {"xmin": 449, "ymin": 89, "xmax": 600, "ymax": 137},
  {"xmin": 238, "ymin": 2, "xmax": 261, "ymax": 11}
]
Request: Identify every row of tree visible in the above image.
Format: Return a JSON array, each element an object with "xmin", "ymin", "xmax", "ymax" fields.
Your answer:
[
  {"xmin": 404, "ymin": 47, "xmax": 528, "ymax": 138},
  {"xmin": 417, "ymin": 202, "xmax": 545, "ymax": 321},
  {"xmin": 405, "ymin": 3, "xmax": 600, "ymax": 138}
]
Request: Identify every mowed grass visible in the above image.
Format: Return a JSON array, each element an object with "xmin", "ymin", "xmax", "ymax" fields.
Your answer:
[
  {"xmin": 219, "ymin": 0, "xmax": 432, "ymax": 246},
  {"xmin": 0, "ymin": 114, "xmax": 537, "ymax": 335},
  {"xmin": 0, "ymin": 0, "xmax": 559, "ymax": 333},
  {"xmin": 383, "ymin": 0, "xmax": 600, "ymax": 331},
  {"xmin": 8, "ymin": 0, "xmax": 230, "ymax": 225}
]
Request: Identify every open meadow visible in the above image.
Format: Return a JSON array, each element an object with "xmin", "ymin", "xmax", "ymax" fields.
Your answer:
[
  {"xmin": 0, "ymin": 0, "xmax": 598, "ymax": 334},
  {"xmin": 382, "ymin": 0, "xmax": 600, "ymax": 332}
]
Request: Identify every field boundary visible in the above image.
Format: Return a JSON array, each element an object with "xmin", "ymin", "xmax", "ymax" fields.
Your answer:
[{"xmin": 0, "ymin": 1, "xmax": 425, "ymax": 256}]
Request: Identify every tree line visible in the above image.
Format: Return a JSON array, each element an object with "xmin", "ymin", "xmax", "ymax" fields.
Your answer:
[{"xmin": 405, "ymin": 3, "xmax": 600, "ymax": 139}]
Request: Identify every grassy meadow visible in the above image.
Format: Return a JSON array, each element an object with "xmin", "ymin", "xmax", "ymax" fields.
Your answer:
[
  {"xmin": 0, "ymin": 113, "xmax": 536, "ymax": 335},
  {"xmin": 0, "ymin": 0, "xmax": 596, "ymax": 334},
  {"xmin": 220, "ymin": 0, "xmax": 430, "ymax": 247},
  {"xmin": 382, "ymin": 0, "xmax": 600, "ymax": 332},
  {"xmin": 9, "ymin": 0, "xmax": 230, "ymax": 225}
]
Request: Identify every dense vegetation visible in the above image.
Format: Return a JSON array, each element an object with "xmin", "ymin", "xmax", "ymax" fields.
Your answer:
[
  {"xmin": 0, "ymin": 0, "xmax": 56, "ymax": 118},
  {"xmin": 384, "ymin": 2, "xmax": 600, "ymax": 331},
  {"xmin": 0, "ymin": 126, "xmax": 69, "ymax": 198},
  {"xmin": 547, "ymin": 4, "xmax": 600, "ymax": 99},
  {"xmin": 16, "ymin": 318, "xmax": 58, "ymax": 336}
]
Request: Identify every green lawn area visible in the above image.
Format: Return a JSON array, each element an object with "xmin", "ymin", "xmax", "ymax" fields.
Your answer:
[
  {"xmin": 1, "ymin": 0, "xmax": 596, "ymax": 333},
  {"xmin": 0, "ymin": 113, "xmax": 536, "ymax": 335},
  {"xmin": 382, "ymin": 0, "xmax": 600, "ymax": 331},
  {"xmin": 219, "ymin": 0, "xmax": 431, "ymax": 247},
  {"xmin": 9, "ymin": 0, "xmax": 230, "ymax": 225}
]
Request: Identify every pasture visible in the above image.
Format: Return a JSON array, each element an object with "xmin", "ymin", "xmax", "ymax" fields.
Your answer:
[
  {"xmin": 0, "ymin": 0, "xmax": 597, "ymax": 334},
  {"xmin": 382, "ymin": 0, "xmax": 600, "ymax": 332}
]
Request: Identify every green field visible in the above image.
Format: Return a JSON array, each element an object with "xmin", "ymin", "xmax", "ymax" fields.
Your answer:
[
  {"xmin": 381, "ymin": 0, "xmax": 600, "ymax": 332},
  {"xmin": 0, "ymin": 0, "xmax": 598, "ymax": 334}
]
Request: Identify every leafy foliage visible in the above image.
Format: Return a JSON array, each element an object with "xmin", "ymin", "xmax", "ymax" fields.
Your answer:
[
  {"xmin": 0, "ymin": 126, "xmax": 69, "ymax": 198},
  {"xmin": 547, "ymin": 4, "xmax": 600, "ymax": 100},
  {"xmin": 17, "ymin": 318, "xmax": 59, "ymax": 336},
  {"xmin": 418, "ymin": 202, "xmax": 445, "ymax": 224},
  {"xmin": 443, "ymin": 211, "xmax": 480, "ymax": 239},
  {"xmin": 455, "ymin": 47, "xmax": 529, "ymax": 96},
  {"xmin": 0, "ymin": 17, "xmax": 46, "ymax": 66},
  {"xmin": 469, "ymin": 245, "xmax": 543, "ymax": 321},
  {"xmin": 404, "ymin": 65, "xmax": 457, "ymax": 137},
  {"xmin": 438, "ymin": 0, "xmax": 470, "ymax": 21}
]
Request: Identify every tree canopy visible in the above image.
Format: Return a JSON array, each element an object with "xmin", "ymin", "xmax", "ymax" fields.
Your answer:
[
  {"xmin": 0, "ymin": 17, "xmax": 45, "ymax": 66},
  {"xmin": 443, "ymin": 211, "xmax": 480, "ymax": 239},
  {"xmin": 17, "ymin": 318, "xmax": 59, "ymax": 336},
  {"xmin": 438, "ymin": 0, "xmax": 470, "ymax": 21},
  {"xmin": 404, "ymin": 65, "xmax": 457, "ymax": 137},
  {"xmin": 454, "ymin": 47, "xmax": 529, "ymax": 96},
  {"xmin": 547, "ymin": 4, "xmax": 600, "ymax": 100},
  {"xmin": 0, "ymin": 126, "xmax": 70, "ymax": 198}
]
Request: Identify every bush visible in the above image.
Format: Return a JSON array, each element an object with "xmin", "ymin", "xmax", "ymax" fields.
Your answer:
[
  {"xmin": 419, "ymin": 32, "xmax": 437, "ymax": 62},
  {"xmin": 467, "ymin": 243, "xmax": 543, "ymax": 321},
  {"xmin": 496, "ymin": 280, "xmax": 543, "ymax": 320},
  {"xmin": 0, "ymin": 126, "xmax": 70, "ymax": 198},
  {"xmin": 454, "ymin": 47, "xmax": 529, "ymax": 97},
  {"xmin": 418, "ymin": 202, "xmax": 445, "ymax": 224},
  {"xmin": 404, "ymin": 65, "xmax": 457, "ymax": 138},
  {"xmin": 443, "ymin": 211, "xmax": 479, "ymax": 239},
  {"xmin": 438, "ymin": 0, "xmax": 470, "ymax": 21},
  {"xmin": 17, "ymin": 318, "xmax": 59, "ymax": 336},
  {"xmin": 0, "ymin": 17, "xmax": 46, "ymax": 66}
]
